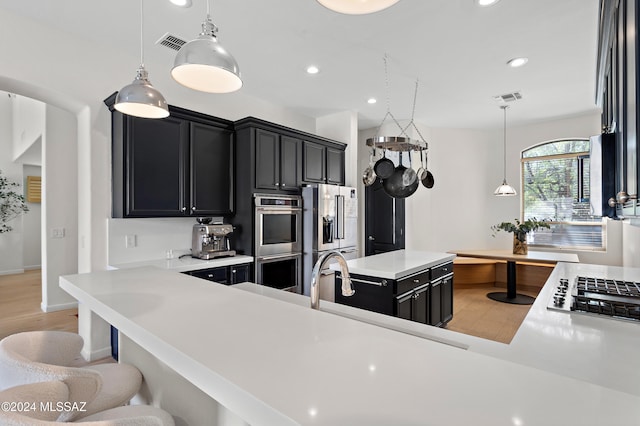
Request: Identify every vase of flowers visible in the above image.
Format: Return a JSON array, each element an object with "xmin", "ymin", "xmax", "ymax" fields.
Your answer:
[{"xmin": 491, "ymin": 218, "xmax": 550, "ymax": 255}]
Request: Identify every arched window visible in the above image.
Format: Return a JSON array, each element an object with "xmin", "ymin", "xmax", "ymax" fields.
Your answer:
[{"xmin": 522, "ymin": 139, "xmax": 605, "ymax": 249}]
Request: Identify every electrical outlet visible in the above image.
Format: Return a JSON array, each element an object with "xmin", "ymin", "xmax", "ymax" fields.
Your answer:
[
  {"xmin": 125, "ymin": 234, "xmax": 137, "ymax": 248},
  {"xmin": 51, "ymin": 227, "xmax": 65, "ymax": 239}
]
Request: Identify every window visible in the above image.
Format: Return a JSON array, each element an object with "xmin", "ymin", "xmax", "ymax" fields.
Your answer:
[{"xmin": 522, "ymin": 139, "xmax": 605, "ymax": 250}]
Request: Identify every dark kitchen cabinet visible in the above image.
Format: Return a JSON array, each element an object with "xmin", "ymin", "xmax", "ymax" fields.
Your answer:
[
  {"xmin": 326, "ymin": 146, "xmax": 345, "ymax": 185},
  {"xmin": 105, "ymin": 95, "xmax": 235, "ymax": 218},
  {"xmin": 254, "ymin": 129, "xmax": 300, "ymax": 191},
  {"xmin": 302, "ymin": 140, "xmax": 326, "ymax": 184},
  {"xmin": 302, "ymin": 141, "xmax": 346, "ymax": 186},
  {"xmin": 336, "ymin": 263, "xmax": 453, "ymax": 327},
  {"xmin": 183, "ymin": 263, "xmax": 251, "ymax": 285}
]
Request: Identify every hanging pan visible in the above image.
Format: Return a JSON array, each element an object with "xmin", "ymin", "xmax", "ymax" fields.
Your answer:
[{"xmin": 373, "ymin": 145, "xmax": 395, "ymax": 180}]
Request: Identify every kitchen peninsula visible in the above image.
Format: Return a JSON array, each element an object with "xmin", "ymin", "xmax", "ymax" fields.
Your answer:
[{"xmin": 60, "ymin": 263, "xmax": 640, "ymax": 425}]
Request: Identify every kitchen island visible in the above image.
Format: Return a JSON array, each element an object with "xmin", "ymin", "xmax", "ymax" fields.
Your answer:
[
  {"xmin": 60, "ymin": 264, "xmax": 640, "ymax": 425},
  {"xmin": 332, "ymin": 250, "xmax": 455, "ymax": 327}
]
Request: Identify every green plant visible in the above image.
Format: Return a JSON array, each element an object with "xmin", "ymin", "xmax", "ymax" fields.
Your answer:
[
  {"xmin": 491, "ymin": 218, "xmax": 550, "ymax": 242},
  {"xmin": 0, "ymin": 170, "xmax": 29, "ymax": 234}
]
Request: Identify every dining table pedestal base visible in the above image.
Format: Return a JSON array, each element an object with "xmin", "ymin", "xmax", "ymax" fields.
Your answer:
[{"xmin": 487, "ymin": 260, "xmax": 535, "ymax": 305}]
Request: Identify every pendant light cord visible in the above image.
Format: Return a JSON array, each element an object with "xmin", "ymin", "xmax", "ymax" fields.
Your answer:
[
  {"xmin": 139, "ymin": 0, "xmax": 144, "ymax": 67},
  {"xmin": 207, "ymin": 0, "xmax": 211, "ymax": 20},
  {"xmin": 502, "ymin": 105, "xmax": 508, "ymax": 182}
]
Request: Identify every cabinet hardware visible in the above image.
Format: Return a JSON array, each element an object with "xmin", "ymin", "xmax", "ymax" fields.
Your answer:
[
  {"xmin": 181, "ymin": 207, "xmax": 186, "ymax": 212},
  {"xmin": 368, "ymin": 236, "xmax": 375, "ymax": 241},
  {"xmin": 192, "ymin": 206, "xmax": 196, "ymax": 211},
  {"xmin": 281, "ymin": 183, "xmax": 286, "ymax": 187},
  {"xmin": 351, "ymin": 278, "xmax": 387, "ymax": 287},
  {"xmin": 413, "ymin": 279, "xmax": 420, "ymax": 283}
]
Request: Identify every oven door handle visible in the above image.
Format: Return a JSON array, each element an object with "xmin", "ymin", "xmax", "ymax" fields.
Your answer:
[
  {"xmin": 255, "ymin": 207, "xmax": 302, "ymax": 213},
  {"xmin": 256, "ymin": 253, "xmax": 301, "ymax": 262}
]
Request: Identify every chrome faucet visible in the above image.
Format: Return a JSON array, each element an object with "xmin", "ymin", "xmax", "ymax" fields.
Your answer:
[{"xmin": 310, "ymin": 250, "xmax": 355, "ymax": 310}]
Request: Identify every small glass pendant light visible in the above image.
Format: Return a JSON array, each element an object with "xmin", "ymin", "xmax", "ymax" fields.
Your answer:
[
  {"xmin": 316, "ymin": 0, "xmax": 400, "ymax": 14},
  {"xmin": 494, "ymin": 105, "xmax": 517, "ymax": 196},
  {"xmin": 114, "ymin": 0, "xmax": 169, "ymax": 119},
  {"xmin": 171, "ymin": 0, "xmax": 242, "ymax": 93}
]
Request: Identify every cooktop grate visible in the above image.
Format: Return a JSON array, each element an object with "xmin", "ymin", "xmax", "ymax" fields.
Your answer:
[{"xmin": 575, "ymin": 276, "xmax": 640, "ymax": 298}]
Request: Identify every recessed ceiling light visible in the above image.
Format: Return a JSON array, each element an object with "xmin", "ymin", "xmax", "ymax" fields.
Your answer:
[
  {"xmin": 306, "ymin": 65, "xmax": 320, "ymax": 75},
  {"xmin": 477, "ymin": 0, "xmax": 500, "ymax": 6},
  {"xmin": 169, "ymin": 0, "xmax": 192, "ymax": 7},
  {"xmin": 367, "ymin": 98, "xmax": 377, "ymax": 104},
  {"xmin": 507, "ymin": 57, "xmax": 529, "ymax": 68}
]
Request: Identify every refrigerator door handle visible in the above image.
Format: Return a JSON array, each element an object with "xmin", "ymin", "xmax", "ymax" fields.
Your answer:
[{"xmin": 336, "ymin": 195, "xmax": 345, "ymax": 240}]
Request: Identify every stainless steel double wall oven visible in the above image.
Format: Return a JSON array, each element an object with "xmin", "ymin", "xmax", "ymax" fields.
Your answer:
[{"xmin": 254, "ymin": 194, "xmax": 302, "ymax": 292}]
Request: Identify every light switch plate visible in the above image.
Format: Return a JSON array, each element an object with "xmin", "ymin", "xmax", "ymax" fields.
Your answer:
[
  {"xmin": 51, "ymin": 227, "xmax": 65, "ymax": 239},
  {"xmin": 125, "ymin": 234, "xmax": 137, "ymax": 248}
]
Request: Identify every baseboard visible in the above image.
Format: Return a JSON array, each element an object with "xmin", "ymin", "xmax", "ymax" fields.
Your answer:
[
  {"xmin": 0, "ymin": 268, "xmax": 25, "ymax": 276},
  {"xmin": 23, "ymin": 265, "xmax": 42, "ymax": 271},
  {"xmin": 82, "ymin": 346, "xmax": 113, "ymax": 363},
  {"xmin": 40, "ymin": 301, "xmax": 78, "ymax": 312}
]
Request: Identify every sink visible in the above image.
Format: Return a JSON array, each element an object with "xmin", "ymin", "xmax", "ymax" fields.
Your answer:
[{"xmin": 232, "ymin": 282, "xmax": 469, "ymax": 350}]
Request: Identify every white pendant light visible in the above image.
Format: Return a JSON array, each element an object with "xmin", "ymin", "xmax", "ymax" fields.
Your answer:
[
  {"xmin": 114, "ymin": 0, "xmax": 169, "ymax": 119},
  {"xmin": 494, "ymin": 105, "xmax": 517, "ymax": 196},
  {"xmin": 171, "ymin": 0, "xmax": 242, "ymax": 93},
  {"xmin": 316, "ymin": 0, "xmax": 400, "ymax": 15}
]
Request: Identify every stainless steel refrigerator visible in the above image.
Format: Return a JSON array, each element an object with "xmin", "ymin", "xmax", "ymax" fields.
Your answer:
[{"xmin": 302, "ymin": 184, "xmax": 359, "ymax": 299}]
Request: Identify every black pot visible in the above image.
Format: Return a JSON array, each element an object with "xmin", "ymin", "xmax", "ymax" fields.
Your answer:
[
  {"xmin": 382, "ymin": 165, "xmax": 419, "ymax": 199},
  {"xmin": 374, "ymin": 152, "xmax": 395, "ymax": 179}
]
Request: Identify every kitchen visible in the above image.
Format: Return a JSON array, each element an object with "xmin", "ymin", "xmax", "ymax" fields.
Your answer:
[{"xmin": 2, "ymin": 0, "xmax": 640, "ymax": 425}]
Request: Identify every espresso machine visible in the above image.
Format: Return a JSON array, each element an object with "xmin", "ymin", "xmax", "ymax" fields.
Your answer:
[{"xmin": 191, "ymin": 218, "xmax": 236, "ymax": 260}]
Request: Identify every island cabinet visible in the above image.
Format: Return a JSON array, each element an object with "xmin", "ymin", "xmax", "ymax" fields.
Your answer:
[
  {"xmin": 105, "ymin": 95, "xmax": 235, "ymax": 218},
  {"xmin": 335, "ymin": 261, "xmax": 454, "ymax": 327}
]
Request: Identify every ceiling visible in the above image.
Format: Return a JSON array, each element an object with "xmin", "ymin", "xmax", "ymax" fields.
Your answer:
[{"xmin": 0, "ymin": 0, "xmax": 600, "ymax": 130}]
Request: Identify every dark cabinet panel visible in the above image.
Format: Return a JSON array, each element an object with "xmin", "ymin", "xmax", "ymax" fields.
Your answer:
[
  {"xmin": 326, "ymin": 146, "xmax": 345, "ymax": 185},
  {"xmin": 255, "ymin": 129, "xmax": 280, "ymax": 190},
  {"xmin": 280, "ymin": 135, "xmax": 301, "ymax": 189},
  {"xmin": 302, "ymin": 141, "xmax": 326, "ymax": 183},
  {"xmin": 124, "ymin": 116, "xmax": 188, "ymax": 217},
  {"xmin": 412, "ymin": 284, "xmax": 429, "ymax": 324},
  {"xmin": 183, "ymin": 262, "xmax": 252, "ymax": 285},
  {"xmin": 190, "ymin": 122, "xmax": 234, "ymax": 215},
  {"xmin": 396, "ymin": 293, "xmax": 412, "ymax": 321},
  {"xmin": 442, "ymin": 275, "xmax": 454, "ymax": 324},
  {"xmin": 429, "ymin": 280, "xmax": 442, "ymax": 326}
]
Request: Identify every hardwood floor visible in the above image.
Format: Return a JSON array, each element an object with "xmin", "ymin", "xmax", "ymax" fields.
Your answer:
[
  {"xmin": 0, "ymin": 269, "xmax": 78, "ymax": 341},
  {"xmin": 0, "ymin": 270, "xmax": 534, "ymax": 345},
  {"xmin": 446, "ymin": 284, "xmax": 539, "ymax": 344}
]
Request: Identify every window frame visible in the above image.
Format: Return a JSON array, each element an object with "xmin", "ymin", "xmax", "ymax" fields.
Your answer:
[{"xmin": 520, "ymin": 138, "xmax": 606, "ymax": 251}]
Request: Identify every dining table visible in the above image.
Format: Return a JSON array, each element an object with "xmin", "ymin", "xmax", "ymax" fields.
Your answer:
[{"xmin": 449, "ymin": 249, "xmax": 580, "ymax": 304}]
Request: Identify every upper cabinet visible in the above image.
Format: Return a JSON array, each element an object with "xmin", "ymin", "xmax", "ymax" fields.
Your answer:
[
  {"xmin": 597, "ymin": 0, "xmax": 640, "ymax": 216},
  {"xmin": 105, "ymin": 94, "xmax": 235, "ymax": 218},
  {"xmin": 235, "ymin": 117, "xmax": 346, "ymax": 194}
]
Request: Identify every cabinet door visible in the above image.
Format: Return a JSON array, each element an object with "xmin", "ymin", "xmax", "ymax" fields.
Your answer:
[
  {"xmin": 280, "ymin": 135, "xmax": 300, "ymax": 189},
  {"xmin": 412, "ymin": 284, "xmax": 430, "ymax": 324},
  {"xmin": 255, "ymin": 129, "xmax": 280, "ymax": 190},
  {"xmin": 230, "ymin": 264, "xmax": 251, "ymax": 284},
  {"xmin": 125, "ymin": 116, "xmax": 188, "ymax": 217},
  {"xmin": 395, "ymin": 292, "xmax": 413, "ymax": 321},
  {"xmin": 190, "ymin": 122, "xmax": 234, "ymax": 215},
  {"xmin": 302, "ymin": 141, "xmax": 326, "ymax": 183},
  {"xmin": 429, "ymin": 280, "xmax": 442, "ymax": 326},
  {"xmin": 190, "ymin": 267, "xmax": 228, "ymax": 284},
  {"xmin": 326, "ymin": 147, "xmax": 345, "ymax": 185},
  {"xmin": 441, "ymin": 275, "xmax": 453, "ymax": 324}
]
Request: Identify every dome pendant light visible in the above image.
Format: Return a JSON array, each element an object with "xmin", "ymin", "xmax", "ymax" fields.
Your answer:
[
  {"xmin": 316, "ymin": 0, "xmax": 400, "ymax": 14},
  {"xmin": 114, "ymin": 0, "xmax": 169, "ymax": 119},
  {"xmin": 494, "ymin": 105, "xmax": 517, "ymax": 196},
  {"xmin": 171, "ymin": 0, "xmax": 242, "ymax": 93}
]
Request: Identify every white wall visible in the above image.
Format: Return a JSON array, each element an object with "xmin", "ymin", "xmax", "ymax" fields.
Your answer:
[
  {"xmin": 12, "ymin": 93, "xmax": 45, "ymax": 162},
  {"xmin": 0, "ymin": 92, "xmax": 25, "ymax": 275},
  {"xmin": 41, "ymin": 104, "xmax": 78, "ymax": 311},
  {"xmin": 22, "ymin": 164, "xmax": 41, "ymax": 270}
]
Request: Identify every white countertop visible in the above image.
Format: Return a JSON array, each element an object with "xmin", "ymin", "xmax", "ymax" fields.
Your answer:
[
  {"xmin": 110, "ymin": 254, "xmax": 253, "ymax": 272},
  {"xmin": 60, "ymin": 265, "xmax": 640, "ymax": 425},
  {"xmin": 335, "ymin": 249, "xmax": 456, "ymax": 279}
]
